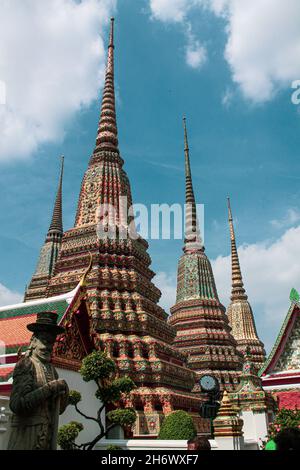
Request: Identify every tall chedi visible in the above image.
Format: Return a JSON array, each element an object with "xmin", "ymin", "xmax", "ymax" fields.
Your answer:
[
  {"xmin": 169, "ymin": 118, "xmax": 242, "ymax": 391},
  {"xmin": 47, "ymin": 19, "xmax": 206, "ymax": 436},
  {"xmin": 25, "ymin": 156, "xmax": 64, "ymax": 301},
  {"xmin": 226, "ymin": 197, "xmax": 266, "ymax": 371}
]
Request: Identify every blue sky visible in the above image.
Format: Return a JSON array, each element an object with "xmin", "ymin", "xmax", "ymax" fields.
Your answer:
[{"xmin": 1, "ymin": 0, "xmax": 300, "ymax": 353}]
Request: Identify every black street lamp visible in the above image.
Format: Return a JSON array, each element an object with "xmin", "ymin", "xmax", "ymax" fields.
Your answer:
[{"xmin": 198, "ymin": 375, "xmax": 221, "ymax": 438}]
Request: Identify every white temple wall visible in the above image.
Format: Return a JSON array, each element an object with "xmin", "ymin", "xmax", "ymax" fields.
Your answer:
[
  {"xmin": 0, "ymin": 368, "xmax": 104, "ymax": 450},
  {"xmin": 211, "ymin": 436, "xmax": 244, "ymax": 451},
  {"xmin": 57, "ymin": 368, "xmax": 104, "ymax": 446},
  {"xmin": 238, "ymin": 410, "xmax": 268, "ymax": 449}
]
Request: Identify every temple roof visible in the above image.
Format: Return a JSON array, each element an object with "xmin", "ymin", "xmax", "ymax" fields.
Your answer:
[
  {"xmin": 0, "ymin": 282, "xmax": 93, "ymax": 388},
  {"xmin": 260, "ymin": 290, "xmax": 300, "ymax": 377},
  {"xmin": 0, "ymin": 366, "xmax": 14, "ymax": 383},
  {"xmin": 1, "ymin": 286, "xmax": 77, "ymax": 319},
  {"xmin": 0, "ymin": 285, "xmax": 78, "ymax": 353}
]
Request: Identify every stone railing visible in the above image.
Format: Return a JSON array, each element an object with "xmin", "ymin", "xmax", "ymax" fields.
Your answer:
[{"xmin": 96, "ymin": 439, "xmax": 191, "ymax": 451}]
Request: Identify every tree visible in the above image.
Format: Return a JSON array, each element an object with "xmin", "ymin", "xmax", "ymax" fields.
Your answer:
[
  {"xmin": 268, "ymin": 408, "xmax": 300, "ymax": 439},
  {"xmin": 58, "ymin": 351, "xmax": 136, "ymax": 450},
  {"xmin": 260, "ymin": 408, "xmax": 300, "ymax": 449},
  {"xmin": 158, "ymin": 410, "xmax": 197, "ymax": 440}
]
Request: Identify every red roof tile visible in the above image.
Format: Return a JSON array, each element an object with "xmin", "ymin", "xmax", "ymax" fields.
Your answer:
[
  {"xmin": 0, "ymin": 366, "xmax": 14, "ymax": 380},
  {"xmin": 0, "ymin": 314, "xmax": 36, "ymax": 349}
]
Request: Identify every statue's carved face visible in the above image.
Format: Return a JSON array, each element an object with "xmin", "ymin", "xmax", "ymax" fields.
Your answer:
[{"xmin": 31, "ymin": 331, "xmax": 57, "ymax": 363}]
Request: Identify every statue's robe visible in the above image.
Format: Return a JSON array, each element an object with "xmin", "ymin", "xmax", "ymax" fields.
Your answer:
[{"xmin": 7, "ymin": 356, "xmax": 67, "ymax": 450}]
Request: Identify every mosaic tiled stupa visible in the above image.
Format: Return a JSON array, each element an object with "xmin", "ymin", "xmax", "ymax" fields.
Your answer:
[
  {"xmin": 25, "ymin": 156, "xmax": 64, "ymax": 301},
  {"xmin": 226, "ymin": 198, "xmax": 266, "ymax": 371},
  {"xmin": 169, "ymin": 119, "xmax": 242, "ymax": 391},
  {"xmin": 44, "ymin": 19, "xmax": 207, "ymax": 436}
]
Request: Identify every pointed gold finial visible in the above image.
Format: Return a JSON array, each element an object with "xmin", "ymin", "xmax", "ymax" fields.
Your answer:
[
  {"xmin": 95, "ymin": 17, "xmax": 118, "ymax": 152},
  {"xmin": 227, "ymin": 196, "xmax": 235, "ymax": 241},
  {"xmin": 227, "ymin": 196, "xmax": 233, "ymax": 221},
  {"xmin": 183, "ymin": 116, "xmax": 189, "ymax": 152},
  {"xmin": 80, "ymin": 252, "xmax": 93, "ymax": 286},
  {"xmin": 109, "ymin": 17, "xmax": 114, "ymax": 48}
]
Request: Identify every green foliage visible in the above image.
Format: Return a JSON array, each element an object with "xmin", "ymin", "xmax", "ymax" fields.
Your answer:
[
  {"xmin": 69, "ymin": 390, "xmax": 82, "ymax": 406},
  {"xmin": 158, "ymin": 411, "xmax": 197, "ymax": 440},
  {"xmin": 268, "ymin": 408, "xmax": 300, "ymax": 439},
  {"xmin": 107, "ymin": 408, "xmax": 136, "ymax": 427},
  {"xmin": 59, "ymin": 352, "xmax": 137, "ymax": 450},
  {"xmin": 260, "ymin": 408, "xmax": 300, "ymax": 449},
  {"xmin": 58, "ymin": 421, "xmax": 84, "ymax": 450},
  {"xmin": 106, "ymin": 445, "xmax": 123, "ymax": 450},
  {"xmin": 80, "ymin": 350, "xmax": 116, "ymax": 382},
  {"xmin": 290, "ymin": 288, "xmax": 300, "ymax": 303},
  {"xmin": 95, "ymin": 376, "xmax": 135, "ymax": 403}
]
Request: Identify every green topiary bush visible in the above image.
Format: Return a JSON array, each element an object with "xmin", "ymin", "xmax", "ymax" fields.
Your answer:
[
  {"xmin": 58, "ymin": 351, "xmax": 136, "ymax": 450},
  {"xmin": 158, "ymin": 411, "xmax": 197, "ymax": 440},
  {"xmin": 58, "ymin": 421, "xmax": 84, "ymax": 450}
]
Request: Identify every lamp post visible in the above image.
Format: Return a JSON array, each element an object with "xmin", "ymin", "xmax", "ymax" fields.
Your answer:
[{"xmin": 198, "ymin": 375, "xmax": 221, "ymax": 439}]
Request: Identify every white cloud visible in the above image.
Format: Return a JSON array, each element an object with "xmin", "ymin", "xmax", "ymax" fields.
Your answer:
[
  {"xmin": 0, "ymin": 0, "xmax": 116, "ymax": 162},
  {"xmin": 212, "ymin": 225, "xmax": 300, "ymax": 350},
  {"xmin": 270, "ymin": 208, "xmax": 300, "ymax": 229},
  {"xmin": 216, "ymin": 0, "xmax": 300, "ymax": 102},
  {"xmin": 0, "ymin": 283, "xmax": 22, "ymax": 307},
  {"xmin": 0, "ymin": 80, "xmax": 6, "ymax": 105},
  {"xmin": 149, "ymin": 0, "xmax": 207, "ymax": 70},
  {"xmin": 149, "ymin": 0, "xmax": 300, "ymax": 102},
  {"xmin": 155, "ymin": 271, "xmax": 177, "ymax": 314},
  {"xmin": 185, "ymin": 40, "xmax": 207, "ymax": 69},
  {"xmin": 222, "ymin": 87, "xmax": 233, "ymax": 107},
  {"xmin": 149, "ymin": 0, "xmax": 189, "ymax": 23}
]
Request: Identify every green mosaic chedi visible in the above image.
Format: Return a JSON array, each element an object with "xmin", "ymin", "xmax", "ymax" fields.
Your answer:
[
  {"xmin": 25, "ymin": 157, "xmax": 64, "ymax": 301},
  {"xmin": 169, "ymin": 118, "xmax": 242, "ymax": 392},
  {"xmin": 176, "ymin": 251, "xmax": 219, "ymax": 302}
]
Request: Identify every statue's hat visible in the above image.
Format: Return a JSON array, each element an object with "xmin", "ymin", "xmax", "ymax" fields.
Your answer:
[{"xmin": 27, "ymin": 311, "xmax": 65, "ymax": 335}]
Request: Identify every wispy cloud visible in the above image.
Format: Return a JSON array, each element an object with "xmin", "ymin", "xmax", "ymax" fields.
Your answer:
[
  {"xmin": 147, "ymin": 160, "xmax": 183, "ymax": 172},
  {"xmin": 154, "ymin": 271, "xmax": 177, "ymax": 314},
  {"xmin": 222, "ymin": 88, "xmax": 234, "ymax": 107},
  {"xmin": 148, "ymin": 0, "xmax": 300, "ymax": 102},
  {"xmin": 0, "ymin": 0, "xmax": 116, "ymax": 162},
  {"xmin": 0, "ymin": 283, "xmax": 22, "ymax": 307},
  {"xmin": 270, "ymin": 208, "xmax": 300, "ymax": 229}
]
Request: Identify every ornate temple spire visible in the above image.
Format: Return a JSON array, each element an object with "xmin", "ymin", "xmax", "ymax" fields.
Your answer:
[
  {"xmin": 183, "ymin": 117, "xmax": 203, "ymax": 253},
  {"xmin": 227, "ymin": 197, "xmax": 247, "ymax": 301},
  {"xmin": 24, "ymin": 157, "xmax": 65, "ymax": 301},
  {"xmin": 170, "ymin": 121, "xmax": 242, "ymax": 391},
  {"xmin": 95, "ymin": 17, "xmax": 119, "ymax": 153},
  {"xmin": 226, "ymin": 197, "xmax": 266, "ymax": 370},
  {"xmin": 47, "ymin": 156, "xmax": 64, "ymax": 238},
  {"xmin": 45, "ymin": 22, "xmax": 207, "ymax": 438}
]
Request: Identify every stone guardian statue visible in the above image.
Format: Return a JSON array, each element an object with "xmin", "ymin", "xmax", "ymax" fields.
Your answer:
[{"xmin": 7, "ymin": 312, "xmax": 69, "ymax": 450}]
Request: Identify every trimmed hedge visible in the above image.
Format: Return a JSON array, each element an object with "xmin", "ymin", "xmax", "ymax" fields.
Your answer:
[{"xmin": 158, "ymin": 411, "xmax": 197, "ymax": 440}]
